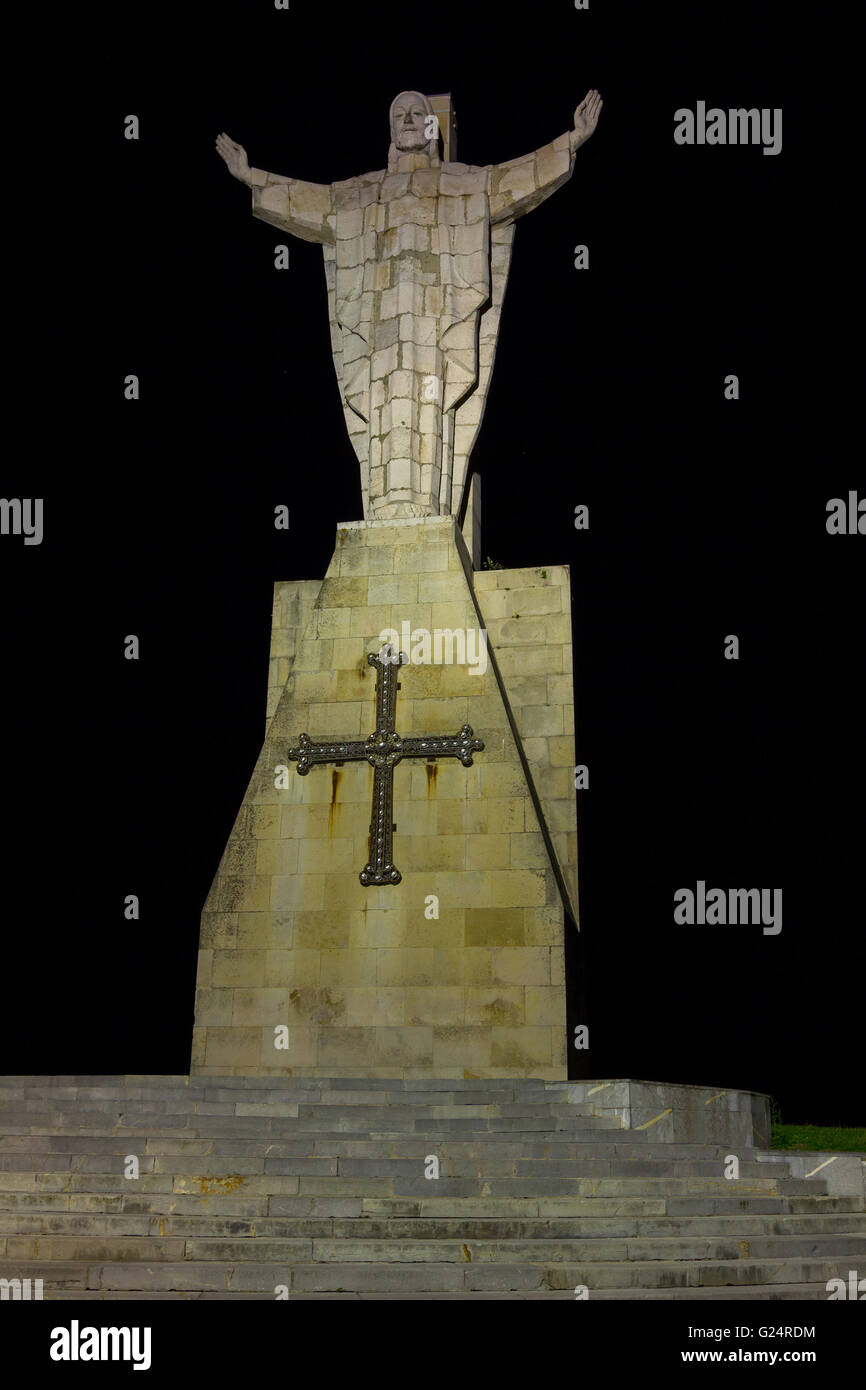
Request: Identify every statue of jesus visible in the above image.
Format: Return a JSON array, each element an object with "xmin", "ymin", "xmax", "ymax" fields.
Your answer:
[{"xmin": 216, "ymin": 89, "xmax": 602, "ymax": 522}]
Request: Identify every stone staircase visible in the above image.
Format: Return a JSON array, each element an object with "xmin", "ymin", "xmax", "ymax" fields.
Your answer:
[{"xmin": 0, "ymin": 1077, "xmax": 863, "ymax": 1300}]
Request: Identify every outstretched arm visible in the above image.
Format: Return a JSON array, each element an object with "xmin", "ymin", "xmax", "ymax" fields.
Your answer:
[
  {"xmin": 215, "ymin": 132, "xmax": 335, "ymax": 245},
  {"xmin": 489, "ymin": 91, "xmax": 602, "ymax": 226}
]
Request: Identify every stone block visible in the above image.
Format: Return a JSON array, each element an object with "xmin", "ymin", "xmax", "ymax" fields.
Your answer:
[
  {"xmin": 317, "ymin": 1029, "xmax": 377, "ymax": 1067},
  {"xmin": 465, "ymin": 909, "xmax": 525, "ymax": 947},
  {"xmin": 468, "ymin": 834, "xmax": 510, "ymax": 869},
  {"xmin": 495, "ymin": 646, "xmax": 562, "ymax": 676},
  {"xmin": 433, "ymin": 1026, "xmax": 492, "ymax": 1070},
  {"xmin": 524, "ymin": 987, "xmax": 566, "ymax": 1027},
  {"xmin": 265, "ymin": 949, "xmax": 319, "ymax": 988},
  {"xmin": 486, "ymin": 799, "xmax": 525, "ymax": 834},
  {"xmin": 403, "ymin": 986, "xmax": 466, "ymax": 1027},
  {"xmin": 521, "ymin": 705, "xmax": 564, "ymax": 737},
  {"xmin": 377, "ymin": 949, "xmax": 435, "ymax": 987},
  {"xmin": 315, "ymin": 607, "xmax": 351, "ymax": 638},
  {"xmin": 433, "ymin": 948, "xmax": 491, "ymax": 986},
  {"xmin": 319, "ymin": 577, "xmax": 369, "ymax": 608},
  {"xmin": 509, "ymin": 833, "xmax": 548, "ymax": 869},
  {"xmin": 211, "ymin": 951, "xmax": 267, "ymax": 989},
  {"xmin": 339, "ymin": 987, "xmax": 406, "ymax": 1028},
  {"xmin": 374, "ymin": 1027, "xmax": 434, "ymax": 1067},
  {"xmin": 255, "ymin": 840, "xmax": 300, "ymax": 877},
  {"xmin": 491, "ymin": 947, "xmax": 550, "ymax": 987},
  {"xmin": 194, "ymin": 988, "xmax": 233, "ymax": 1027},
  {"xmin": 231, "ymin": 989, "xmax": 291, "ymax": 1027},
  {"xmin": 199, "ymin": 913, "xmax": 238, "ymax": 950},
  {"xmin": 338, "ymin": 546, "xmax": 395, "ymax": 577},
  {"xmin": 317, "ymin": 950, "xmax": 378, "ymax": 988},
  {"xmin": 465, "ymin": 988, "xmax": 525, "ymax": 1028},
  {"xmin": 402, "ymin": 834, "xmax": 467, "ymax": 871},
  {"xmin": 367, "ymin": 574, "xmax": 420, "ymax": 606},
  {"xmin": 417, "ymin": 572, "xmax": 469, "ymax": 604},
  {"xmin": 491, "ymin": 1027, "xmax": 554, "ymax": 1068},
  {"xmin": 203, "ymin": 1028, "xmax": 262, "ymax": 1069},
  {"xmin": 270, "ymin": 875, "xmax": 325, "ymax": 912}
]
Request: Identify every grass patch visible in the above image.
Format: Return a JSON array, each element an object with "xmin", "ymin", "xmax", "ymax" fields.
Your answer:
[{"xmin": 772, "ymin": 1124, "xmax": 866, "ymax": 1153}]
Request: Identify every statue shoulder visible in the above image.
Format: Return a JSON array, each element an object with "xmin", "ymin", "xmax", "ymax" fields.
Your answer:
[
  {"xmin": 332, "ymin": 169, "xmax": 386, "ymax": 191},
  {"xmin": 441, "ymin": 161, "xmax": 488, "ymax": 175},
  {"xmin": 332, "ymin": 169, "xmax": 387, "ymax": 212},
  {"xmin": 439, "ymin": 162, "xmax": 489, "ymax": 194}
]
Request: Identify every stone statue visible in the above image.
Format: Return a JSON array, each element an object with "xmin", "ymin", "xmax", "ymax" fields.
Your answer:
[{"xmin": 216, "ymin": 89, "xmax": 602, "ymax": 522}]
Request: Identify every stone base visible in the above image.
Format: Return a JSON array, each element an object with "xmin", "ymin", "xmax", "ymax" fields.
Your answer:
[
  {"xmin": 562, "ymin": 1080, "xmax": 773, "ymax": 1149},
  {"xmin": 192, "ymin": 516, "xmax": 579, "ymax": 1078},
  {"xmin": 5, "ymin": 1075, "xmax": 862, "ymax": 1300}
]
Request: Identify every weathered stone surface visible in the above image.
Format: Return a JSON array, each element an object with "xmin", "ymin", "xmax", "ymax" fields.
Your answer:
[
  {"xmin": 193, "ymin": 517, "xmax": 573, "ymax": 1077},
  {"xmin": 215, "ymin": 91, "xmax": 602, "ymax": 521},
  {"xmin": 1, "ymin": 1077, "xmax": 861, "ymax": 1300}
]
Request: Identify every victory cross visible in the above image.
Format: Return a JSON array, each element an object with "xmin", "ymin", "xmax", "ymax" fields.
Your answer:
[
  {"xmin": 288, "ymin": 652, "xmax": 484, "ymax": 887},
  {"xmin": 216, "ymin": 88, "xmax": 602, "ymax": 521}
]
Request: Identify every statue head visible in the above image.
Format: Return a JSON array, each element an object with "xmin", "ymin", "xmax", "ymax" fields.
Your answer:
[{"xmin": 389, "ymin": 91, "xmax": 439, "ymax": 159}]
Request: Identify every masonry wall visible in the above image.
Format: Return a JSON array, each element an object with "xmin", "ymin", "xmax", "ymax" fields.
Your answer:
[{"xmin": 192, "ymin": 516, "xmax": 577, "ymax": 1078}]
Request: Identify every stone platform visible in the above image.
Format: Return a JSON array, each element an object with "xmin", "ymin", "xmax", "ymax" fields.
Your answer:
[
  {"xmin": 567, "ymin": 1080, "xmax": 774, "ymax": 1149},
  {"xmin": 1, "ymin": 1076, "xmax": 863, "ymax": 1300}
]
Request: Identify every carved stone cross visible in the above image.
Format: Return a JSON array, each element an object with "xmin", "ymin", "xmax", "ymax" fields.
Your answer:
[{"xmin": 288, "ymin": 652, "xmax": 484, "ymax": 885}]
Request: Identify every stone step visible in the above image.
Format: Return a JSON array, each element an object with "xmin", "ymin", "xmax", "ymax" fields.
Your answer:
[
  {"xmin": 0, "ymin": 1145, "xmax": 783, "ymax": 1178},
  {"xmin": 0, "ymin": 1075, "xmax": 857, "ymax": 1301},
  {"xmin": 664, "ymin": 1194, "xmax": 861, "ymax": 1216},
  {"xmin": 7, "ymin": 1232, "xmax": 864, "ymax": 1264},
  {"xmin": 0, "ymin": 1172, "xmax": 827, "ymax": 1200},
  {"xmin": 1, "ymin": 1125, "xmax": 637, "ymax": 1150},
  {"xmin": 548, "ymin": 1284, "xmax": 837, "ymax": 1301},
  {"xmin": 0, "ymin": 1076, "xmax": 563, "ymax": 1094},
  {"xmin": 0, "ymin": 1125, "xmax": 634, "ymax": 1148},
  {"xmin": 8, "ymin": 1136, "xmax": 784, "ymax": 1161},
  {"xmin": 6, "ymin": 1136, "xmax": 770, "ymax": 1161},
  {"xmin": 295, "ymin": 1176, "xmax": 825, "ymax": 1198},
  {"xmin": 4, "ymin": 1138, "xmax": 715, "ymax": 1163},
  {"xmin": 1, "ymin": 1210, "xmax": 862, "ymax": 1240},
  {"xmin": 0, "ymin": 1255, "xmax": 848, "ymax": 1293},
  {"xmin": 357, "ymin": 1192, "xmax": 863, "ymax": 1217},
  {"xmin": 0, "ymin": 1103, "xmax": 633, "ymax": 1124},
  {"xmin": 31, "ymin": 1283, "xmax": 837, "ymax": 1300},
  {"xmin": 0, "ymin": 1109, "xmax": 628, "ymax": 1133},
  {"xmin": 9, "ymin": 1091, "xmax": 584, "ymax": 1106},
  {"xmin": 0, "ymin": 1124, "xmax": 651, "ymax": 1147},
  {"xmin": 0, "ymin": 1189, "xmax": 859, "ymax": 1220},
  {"xmin": 0, "ymin": 1098, "xmax": 598, "ymax": 1119},
  {"xmin": 426, "ymin": 1116, "xmax": 626, "ymax": 1132}
]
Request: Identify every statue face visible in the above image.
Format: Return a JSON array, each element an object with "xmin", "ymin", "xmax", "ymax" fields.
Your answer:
[{"xmin": 391, "ymin": 92, "xmax": 431, "ymax": 151}]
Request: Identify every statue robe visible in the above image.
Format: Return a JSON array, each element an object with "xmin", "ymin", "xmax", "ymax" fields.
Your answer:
[{"xmin": 250, "ymin": 130, "xmax": 579, "ymax": 521}]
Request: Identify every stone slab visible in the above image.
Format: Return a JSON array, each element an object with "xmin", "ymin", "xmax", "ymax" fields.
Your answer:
[{"xmin": 561, "ymin": 1080, "xmax": 773, "ymax": 1149}]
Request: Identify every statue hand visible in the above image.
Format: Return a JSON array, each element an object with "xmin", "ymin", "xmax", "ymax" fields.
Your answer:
[
  {"xmin": 572, "ymin": 90, "xmax": 603, "ymax": 147},
  {"xmin": 216, "ymin": 132, "xmax": 252, "ymax": 185}
]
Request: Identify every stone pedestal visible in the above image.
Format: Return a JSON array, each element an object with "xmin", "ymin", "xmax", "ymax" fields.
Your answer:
[{"xmin": 192, "ymin": 515, "xmax": 578, "ymax": 1078}]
